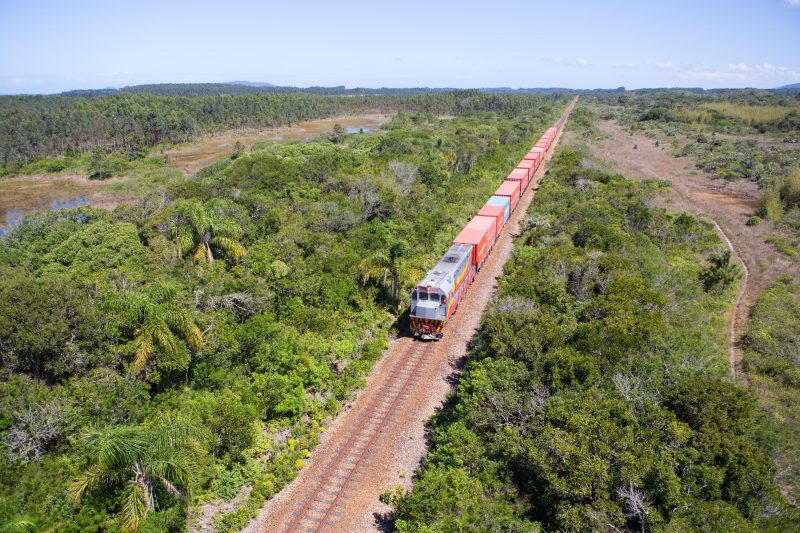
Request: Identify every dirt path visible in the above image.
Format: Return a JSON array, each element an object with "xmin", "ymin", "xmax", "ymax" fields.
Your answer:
[
  {"xmin": 242, "ymin": 102, "xmax": 577, "ymax": 533},
  {"xmin": 564, "ymin": 118, "xmax": 799, "ymax": 381}
]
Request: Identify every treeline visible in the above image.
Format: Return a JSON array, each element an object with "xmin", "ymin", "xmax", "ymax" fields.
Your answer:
[
  {"xmin": 0, "ymin": 90, "xmax": 565, "ymax": 170},
  {"xmin": 0, "ymin": 99, "xmax": 569, "ymax": 531},
  {"xmin": 390, "ymin": 147, "xmax": 797, "ymax": 531}
]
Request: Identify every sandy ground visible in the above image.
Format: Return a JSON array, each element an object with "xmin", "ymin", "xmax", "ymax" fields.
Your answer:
[
  {"xmin": 563, "ymin": 118, "xmax": 800, "ymax": 380},
  {"xmin": 242, "ymin": 101, "xmax": 577, "ymax": 533},
  {"xmin": 164, "ymin": 114, "xmax": 392, "ymax": 175}
]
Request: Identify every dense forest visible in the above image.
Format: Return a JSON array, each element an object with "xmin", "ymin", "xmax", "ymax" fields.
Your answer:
[
  {"xmin": 390, "ymin": 146, "xmax": 798, "ymax": 531},
  {"xmin": 0, "ymin": 90, "xmax": 564, "ymax": 171},
  {"xmin": 0, "ymin": 95, "xmax": 569, "ymax": 531}
]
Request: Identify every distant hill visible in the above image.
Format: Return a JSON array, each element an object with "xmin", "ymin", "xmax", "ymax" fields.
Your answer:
[
  {"xmin": 54, "ymin": 83, "xmax": 613, "ymax": 98},
  {"xmin": 778, "ymin": 83, "xmax": 800, "ymax": 89},
  {"xmin": 226, "ymin": 81, "xmax": 275, "ymax": 87}
]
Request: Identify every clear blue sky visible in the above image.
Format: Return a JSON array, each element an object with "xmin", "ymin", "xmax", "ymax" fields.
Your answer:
[{"xmin": 1, "ymin": 0, "xmax": 799, "ymax": 94}]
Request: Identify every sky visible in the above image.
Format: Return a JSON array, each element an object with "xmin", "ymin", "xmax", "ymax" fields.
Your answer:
[{"xmin": 1, "ymin": 0, "xmax": 799, "ymax": 94}]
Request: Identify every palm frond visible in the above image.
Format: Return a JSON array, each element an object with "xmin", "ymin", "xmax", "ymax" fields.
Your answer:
[
  {"xmin": 210, "ymin": 236, "xmax": 246, "ymax": 261},
  {"xmin": 177, "ymin": 200, "xmax": 210, "ymax": 238},
  {"xmin": 148, "ymin": 317, "xmax": 178, "ymax": 358},
  {"xmin": 120, "ymin": 480, "xmax": 148, "ymax": 532},
  {"xmin": 132, "ymin": 330, "xmax": 154, "ymax": 374},
  {"xmin": 69, "ymin": 463, "xmax": 105, "ymax": 502}
]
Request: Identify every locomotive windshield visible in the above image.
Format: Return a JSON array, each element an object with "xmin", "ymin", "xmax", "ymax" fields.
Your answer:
[
  {"xmin": 419, "ymin": 292, "xmax": 429, "ymax": 301},
  {"xmin": 411, "ymin": 290, "xmax": 417, "ymax": 300}
]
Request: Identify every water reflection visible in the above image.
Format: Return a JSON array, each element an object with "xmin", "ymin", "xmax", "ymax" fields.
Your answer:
[
  {"xmin": 345, "ymin": 126, "xmax": 372, "ymax": 134},
  {"xmin": 1, "ymin": 195, "xmax": 90, "ymax": 236}
]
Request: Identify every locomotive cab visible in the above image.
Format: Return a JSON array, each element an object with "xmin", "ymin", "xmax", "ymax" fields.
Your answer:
[
  {"xmin": 410, "ymin": 243, "xmax": 473, "ymax": 341},
  {"xmin": 410, "ymin": 288, "xmax": 447, "ymax": 340}
]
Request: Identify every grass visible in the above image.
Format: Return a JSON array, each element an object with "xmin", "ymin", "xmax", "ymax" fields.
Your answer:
[
  {"xmin": 704, "ymin": 102, "xmax": 798, "ymax": 126},
  {"xmin": 746, "ymin": 278, "xmax": 800, "ymax": 508},
  {"xmin": 765, "ymin": 235, "xmax": 799, "ymax": 258}
]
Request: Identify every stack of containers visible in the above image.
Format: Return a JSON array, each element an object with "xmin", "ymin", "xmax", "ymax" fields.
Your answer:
[
  {"xmin": 478, "ymin": 203, "xmax": 506, "ymax": 232},
  {"xmin": 506, "ymin": 168, "xmax": 530, "ymax": 193},
  {"xmin": 516, "ymin": 159, "xmax": 536, "ymax": 183},
  {"xmin": 453, "ymin": 215, "xmax": 496, "ymax": 270},
  {"xmin": 494, "ymin": 180, "xmax": 521, "ymax": 212},
  {"xmin": 485, "ymin": 195, "xmax": 510, "ymax": 225}
]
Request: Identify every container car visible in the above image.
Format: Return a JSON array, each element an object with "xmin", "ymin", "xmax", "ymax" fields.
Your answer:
[
  {"xmin": 486, "ymin": 195, "xmax": 511, "ymax": 224},
  {"xmin": 453, "ymin": 214, "xmax": 496, "ymax": 270},
  {"xmin": 410, "ymin": 243, "xmax": 474, "ymax": 340},
  {"xmin": 506, "ymin": 168, "xmax": 530, "ymax": 193},
  {"xmin": 494, "ymin": 180, "xmax": 521, "ymax": 212},
  {"xmin": 478, "ymin": 204, "xmax": 506, "ymax": 233},
  {"xmin": 516, "ymin": 159, "xmax": 536, "ymax": 181}
]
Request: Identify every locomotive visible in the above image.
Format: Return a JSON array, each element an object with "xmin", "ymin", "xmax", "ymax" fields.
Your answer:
[{"xmin": 410, "ymin": 105, "xmax": 574, "ymax": 340}]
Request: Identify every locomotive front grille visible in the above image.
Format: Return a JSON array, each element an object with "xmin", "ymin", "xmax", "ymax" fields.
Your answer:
[{"xmin": 410, "ymin": 317, "xmax": 444, "ymax": 333}]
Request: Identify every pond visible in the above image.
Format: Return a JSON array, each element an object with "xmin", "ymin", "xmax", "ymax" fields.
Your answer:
[
  {"xmin": 345, "ymin": 126, "xmax": 373, "ymax": 134},
  {"xmin": 0, "ymin": 195, "xmax": 91, "ymax": 236}
]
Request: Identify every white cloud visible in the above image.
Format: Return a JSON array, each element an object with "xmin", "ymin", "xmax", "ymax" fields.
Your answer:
[
  {"xmin": 784, "ymin": 0, "xmax": 800, "ymax": 7},
  {"xmin": 577, "ymin": 58, "xmax": 589, "ymax": 66},
  {"xmin": 655, "ymin": 61, "xmax": 676, "ymax": 69},
  {"xmin": 551, "ymin": 56, "xmax": 563, "ymax": 64},
  {"xmin": 728, "ymin": 63, "xmax": 748, "ymax": 72}
]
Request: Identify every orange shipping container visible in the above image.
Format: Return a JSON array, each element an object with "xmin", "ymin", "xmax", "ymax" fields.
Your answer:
[
  {"xmin": 478, "ymin": 204, "xmax": 506, "ymax": 232},
  {"xmin": 516, "ymin": 159, "xmax": 536, "ymax": 180},
  {"xmin": 507, "ymin": 167, "xmax": 529, "ymax": 191},
  {"xmin": 453, "ymin": 215, "xmax": 496, "ymax": 268},
  {"xmin": 494, "ymin": 180, "xmax": 521, "ymax": 212}
]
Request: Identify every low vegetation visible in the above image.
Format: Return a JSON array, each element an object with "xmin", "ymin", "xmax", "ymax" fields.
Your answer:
[
  {"xmin": 390, "ymin": 147, "xmax": 796, "ymax": 531},
  {"xmin": 0, "ymin": 97, "xmax": 568, "ymax": 531},
  {"xmin": 745, "ymin": 277, "xmax": 800, "ymax": 509}
]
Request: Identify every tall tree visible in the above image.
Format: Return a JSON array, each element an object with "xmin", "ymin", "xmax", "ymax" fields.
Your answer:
[
  {"xmin": 70, "ymin": 417, "xmax": 205, "ymax": 531},
  {"xmin": 107, "ymin": 284, "xmax": 203, "ymax": 376},
  {"xmin": 170, "ymin": 200, "xmax": 246, "ymax": 264}
]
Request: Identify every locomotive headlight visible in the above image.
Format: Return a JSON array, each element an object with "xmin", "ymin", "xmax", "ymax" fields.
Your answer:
[{"xmin": 441, "ymin": 296, "xmax": 446, "ymax": 305}]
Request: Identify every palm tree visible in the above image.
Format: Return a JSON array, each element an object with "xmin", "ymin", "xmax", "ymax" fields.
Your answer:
[
  {"xmin": 70, "ymin": 417, "xmax": 204, "ymax": 531},
  {"xmin": 359, "ymin": 241, "xmax": 423, "ymax": 308},
  {"xmin": 170, "ymin": 200, "xmax": 246, "ymax": 264},
  {"xmin": 108, "ymin": 284, "xmax": 203, "ymax": 375}
]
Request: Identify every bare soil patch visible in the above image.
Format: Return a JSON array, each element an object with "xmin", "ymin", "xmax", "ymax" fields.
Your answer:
[
  {"xmin": 564, "ymin": 119, "xmax": 800, "ymax": 380},
  {"xmin": 164, "ymin": 114, "xmax": 392, "ymax": 175}
]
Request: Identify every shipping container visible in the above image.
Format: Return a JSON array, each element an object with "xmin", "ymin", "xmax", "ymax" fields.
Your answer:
[
  {"xmin": 516, "ymin": 159, "xmax": 536, "ymax": 180},
  {"xmin": 506, "ymin": 167, "xmax": 529, "ymax": 192},
  {"xmin": 535, "ymin": 140, "xmax": 549, "ymax": 150},
  {"xmin": 486, "ymin": 195, "xmax": 511, "ymax": 223},
  {"xmin": 494, "ymin": 180, "xmax": 521, "ymax": 212},
  {"xmin": 453, "ymin": 215, "xmax": 495, "ymax": 269},
  {"xmin": 478, "ymin": 203, "xmax": 506, "ymax": 233},
  {"xmin": 523, "ymin": 150, "xmax": 542, "ymax": 163}
]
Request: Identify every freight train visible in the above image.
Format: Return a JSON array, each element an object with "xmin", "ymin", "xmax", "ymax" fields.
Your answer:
[{"xmin": 410, "ymin": 107, "xmax": 573, "ymax": 340}]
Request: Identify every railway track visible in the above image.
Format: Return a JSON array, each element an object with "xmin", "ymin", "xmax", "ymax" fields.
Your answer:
[
  {"xmin": 279, "ymin": 340, "xmax": 436, "ymax": 533},
  {"xmin": 246, "ymin": 98, "xmax": 577, "ymax": 532}
]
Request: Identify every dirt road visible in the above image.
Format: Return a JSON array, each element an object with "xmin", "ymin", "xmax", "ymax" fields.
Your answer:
[
  {"xmin": 242, "ymin": 102, "xmax": 576, "ymax": 533},
  {"xmin": 564, "ymin": 118, "xmax": 799, "ymax": 379}
]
